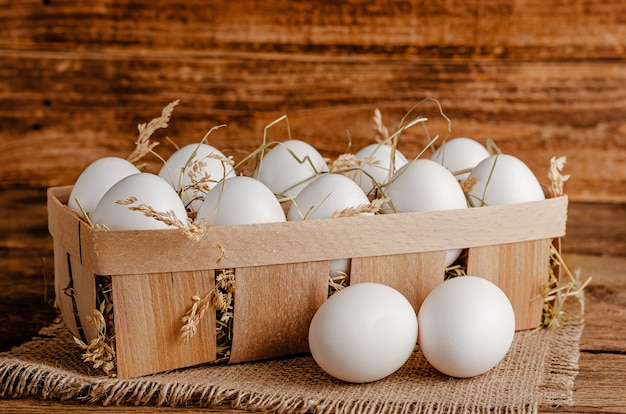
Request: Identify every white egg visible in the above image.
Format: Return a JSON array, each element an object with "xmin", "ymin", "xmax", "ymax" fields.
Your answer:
[
  {"xmin": 158, "ymin": 143, "xmax": 235, "ymax": 212},
  {"xmin": 287, "ymin": 173, "xmax": 371, "ymax": 221},
  {"xmin": 91, "ymin": 173, "xmax": 188, "ymax": 230},
  {"xmin": 288, "ymin": 173, "xmax": 371, "ymax": 276},
  {"xmin": 386, "ymin": 159, "xmax": 468, "ymax": 213},
  {"xmin": 195, "ymin": 176, "xmax": 286, "ymax": 226},
  {"xmin": 349, "ymin": 143, "xmax": 408, "ymax": 194},
  {"xmin": 430, "ymin": 137, "xmax": 491, "ymax": 180},
  {"xmin": 385, "ymin": 159, "xmax": 468, "ymax": 267},
  {"xmin": 253, "ymin": 139, "xmax": 329, "ymax": 198},
  {"xmin": 417, "ymin": 276, "xmax": 515, "ymax": 378},
  {"xmin": 68, "ymin": 157, "xmax": 141, "ymax": 219},
  {"xmin": 467, "ymin": 154, "xmax": 545, "ymax": 207},
  {"xmin": 309, "ymin": 283, "xmax": 418, "ymax": 383}
]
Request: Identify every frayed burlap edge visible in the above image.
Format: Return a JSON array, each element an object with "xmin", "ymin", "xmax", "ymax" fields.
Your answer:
[
  {"xmin": 0, "ymin": 293, "xmax": 585, "ymax": 413},
  {"xmin": 536, "ymin": 292, "xmax": 585, "ymax": 410},
  {"xmin": 0, "ymin": 350, "xmax": 240, "ymax": 407}
]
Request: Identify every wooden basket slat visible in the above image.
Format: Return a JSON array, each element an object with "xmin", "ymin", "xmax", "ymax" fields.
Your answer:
[
  {"xmin": 53, "ymin": 240, "xmax": 80, "ymax": 340},
  {"xmin": 552, "ymin": 237, "xmax": 562, "ymax": 282},
  {"xmin": 466, "ymin": 239, "xmax": 552, "ymax": 331},
  {"xmin": 229, "ymin": 261, "xmax": 329, "ymax": 364},
  {"xmin": 69, "ymin": 256, "xmax": 98, "ymax": 342},
  {"xmin": 112, "ymin": 270, "xmax": 217, "ymax": 378},
  {"xmin": 47, "ymin": 186, "xmax": 83, "ymax": 261},
  {"xmin": 351, "ymin": 251, "xmax": 446, "ymax": 314}
]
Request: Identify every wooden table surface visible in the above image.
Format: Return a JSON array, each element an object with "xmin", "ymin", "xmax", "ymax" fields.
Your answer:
[{"xmin": 0, "ymin": 188, "xmax": 625, "ymax": 413}]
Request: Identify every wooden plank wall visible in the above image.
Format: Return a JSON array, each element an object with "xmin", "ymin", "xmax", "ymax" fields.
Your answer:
[{"xmin": 1, "ymin": 0, "xmax": 625, "ymax": 202}]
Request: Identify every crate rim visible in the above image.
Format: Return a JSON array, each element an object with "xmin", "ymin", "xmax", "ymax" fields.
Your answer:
[{"xmin": 47, "ymin": 185, "xmax": 568, "ymax": 275}]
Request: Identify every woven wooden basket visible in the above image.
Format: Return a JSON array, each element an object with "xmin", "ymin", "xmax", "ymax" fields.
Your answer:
[{"xmin": 48, "ymin": 185, "xmax": 567, "ymax": 378}]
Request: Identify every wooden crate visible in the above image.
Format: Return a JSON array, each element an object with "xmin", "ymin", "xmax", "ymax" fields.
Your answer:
[{"xmin": 48, "ymin": 185, "xmax": 568, "ymax": 378}]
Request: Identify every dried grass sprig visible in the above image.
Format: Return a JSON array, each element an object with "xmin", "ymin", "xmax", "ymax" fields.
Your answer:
[
  {"xmin": 460, "ymin": 176, "xmax": 478, "ymax": 194},
  {"xmin": 237, "ymin": 115, "xmax": 337, "ymax": 198},
  {"xmin": 185, "ymin": 159, "xmax": 213, "ymax": 194},
  {"xmin": 329, "ymin": 105, "xmax": 442, "ymax": 205},
  {"xmin": 373, "ymin": 108, "xmax": 390, "ymax": 142},
  {"xmin": 73, "ymin": 197, "xmax": 95, "ymax": 226},
  {"xmin": 127, "ymin": 100, "xmax": 180, "ymax": 167},
  {"xmin": 73, "ymin": 304, "xmax": 116, "ymax": 376},
  {"xmin": 548, "ymin": 156, "xmax": 570, "ymax": 198},
  {"xmin": 538, "ymin": 242, "xmax": 591, "ymax": 330},
  {"xmin": 332, "ymin": 197, "xmax": 389, "ymax": 218},
  {"xmin": 184, "ymin": 154, "xmax": 234, "ymax": 193},
  {"xmin": 178, "ymin": 152, "xmax": 235, "ymax": 213},
  {"xmin": 375, "ymin": 102, "xmax": 452, "ymax": 212},
  {"xmin": 180, "ymin": 294, "xmax": 212, "ymax": 344},
  {"xmin": 117, "ymin": 197, "xmax": 185, "ymax": 226},
  {"xmin": 328, "ymin": 153, "xmax": 369, "ymax": 173},
  {"xmin": 180, "ymin": 269, "xmax": 237, "ymax": 360},
  {"xmin": 234, "ymin": 115, "xmax": 292, "ymax": 175},
  {"xmin": 485, "ymin": 138, "xmax": 502, "ymax": 155},
  {"xmin": 328, "ymin": 272, "xmax": 349, "ymax": 296},
  {"xmin": 444, "ymin": 264, "xmax": 467, "ymax": 279},
  {"xmin": 116, "ymin": 197, "xmax": 208, "ymax": 241},
  {"xmin": 444, "ymin": 249, "xmax": 469, "ymax": 280},
  {"xmin": 328, "ymin": 152, "xmax": 392, "ymax": 199},
  {"xmin": 396, "ymin": 97, "xmax": 451, "ymax": 154},
  {"xmin": 216, "ymin": 241, "xmax": 227, "ymax": 264}
]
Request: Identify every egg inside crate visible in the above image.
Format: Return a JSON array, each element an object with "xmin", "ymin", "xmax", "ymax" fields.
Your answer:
[
  {"xmin": 385, "ymin": 159, "xmax": 468, "ymax": 267},
  {"xmin": 158, "ymin": 143, "xmax": 235, "ymax": 213},
  {"xmin": 287, "ymin": 173, "xmax": 371, "ymax": 277},
  {"xmin": 308, "ymin": 283, "xmax": 418, "ymax": 383},
  {"xmin": 417, "ymin": 276, "xmax": 515, "ymax": 378},
  {"xmin": 348, "ymin": 143, "xmax": 408, "ymax": 194},
  {"xmin": 195, "ymin": 176, "xmax": 286, "ymax": 226},
  {"xmin": 67, "ymin": 157, "xmax": 141, "ymax": 219},
  {"xmin": 253, "ymin": 139, "xmax": 329, "ymax": 199},
  {"xmin": 467, "ymin": 154, "xmax": 545, "ymax": 207},
  {"xmin": 91, "ymin": 173, "xmax": 188, "ymax": 230},
  {"xmin": 430, "ymin": 137, "xmax": 491, "ymax": 181}
]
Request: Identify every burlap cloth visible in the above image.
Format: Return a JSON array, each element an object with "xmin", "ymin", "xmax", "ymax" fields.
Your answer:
[{"xmin": 0, "ymin": 294, "xmax": 584, "ymax": 413}]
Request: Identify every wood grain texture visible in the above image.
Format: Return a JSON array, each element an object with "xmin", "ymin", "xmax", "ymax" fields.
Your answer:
[
  {"xmin": 467, "ymin": 239, "xmax": 551, "ymax": 330},
  {"xmin": 68, "ymin": 255, "xmax": 98, "ymax": 342},
  {"xmin": 567, "ymin": 254, "xmax": 626, "ymax": 353},
  {"xmin": 2, "ymin": 0, "xmax": 625, "ymax": 59},
  {"xmin": 1, "ymin": 1, "xmax": 625, "ymax": 202},
  {"xmin": 47, "ymin": 186, "xmax": 568, "ymax": 275},
  {"xmin": 351, "ymin": 251, "xmax": 446, "ymax": 314},
  {"xmin": 52, "ymin": 240, "xmax": 79, "ymax": 339},
  {"xmin": 229, "ymin": 261, "xmax": 328, "ymax": 364},
  {"xmin": 564, "ymin": 202, "xmax": 626, "ymax": 256},
  {"xmin": 541, "ymin": 254, "xmax": 626, "ymax": 414},
  {"xmin": 111, "ymin": 270, "xmax": 216, "ymax": 378},
  {"xmin": 0, "ymin": 188, "xmax": 57, "ymax": 352}
]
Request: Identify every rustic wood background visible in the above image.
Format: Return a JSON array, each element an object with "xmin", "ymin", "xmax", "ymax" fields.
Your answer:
[{"xmin": 1, "ymin": 0, "xmax": 625, "ymax": 202}]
